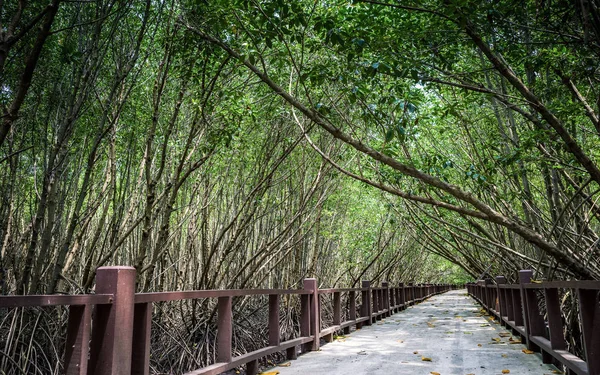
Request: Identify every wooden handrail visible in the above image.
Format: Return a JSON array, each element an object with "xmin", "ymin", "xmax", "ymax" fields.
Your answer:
[
  {"xmin": 467, "ymin": 270, "xmax": 600, "ymax": 375},
  {"xmin": 0, "ymin": 267, "xmax": 457, "ymax": 375}
]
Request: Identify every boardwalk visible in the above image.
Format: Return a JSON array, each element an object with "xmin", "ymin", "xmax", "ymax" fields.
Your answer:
[{"xmin": 272, "ymin": 290, "xmax": 558, "ymax": 375}]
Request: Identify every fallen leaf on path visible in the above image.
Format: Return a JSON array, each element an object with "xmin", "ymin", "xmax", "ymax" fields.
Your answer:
[
  {"xmin": 522, "ymin": 349, "xmax": 534, "ymax": 354},
  {"xmin": 279, "ymin": 363, "xmax": 291, "ymax": 367},
  {"xmin": 499, "ymin": 332, "xmax": 511, "ymax": 337},
  {"xmin": 413, "ymin": 351, "xmax": 419, "ymax": 354},
  {"xmin": 421, "ymin": 356, "xmax": 432, "ymax": 361},
  {"xmin": 501, "ymin": 354, "xmax": 508, "ymax": 358},
  {"xmin": 477, "ymin": 344, "xmax": 482, "ymax": 347},
  {"xmin": 430, "ymin": 372, "xmax": 440, "ymax": 375},
  {"xmin": 260, "ymin": 372, "xmax": 279, "ymax": 375},
  {"xmin": 502, "ymin": 370, "xmax": 510, "ymax": 374}
]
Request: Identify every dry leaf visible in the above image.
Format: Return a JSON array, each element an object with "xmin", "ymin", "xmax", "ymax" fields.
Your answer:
[
  {"xmin": 499, "ymin": 332, "xmax": 511, "ymax": 337},
  {"xmin": 430, "ymin": 372, "xmax": 440, "ymax": 375},
  {"xmin": 501, "ymin": 354, "xmax": 508, "ymax": 358},
  {"xmin": 413, "ymin": 351, "xmax": 419, "ymax": 354},
  {"xmin": 502, "ymin": 370, "xmax": 510, "ymax": 374},
  {"xmin": 509, "ymin": 340, "xmax": 522, "ymax": 344},
  {"xmin": 477, "ymin": 344, "xmax": 482, "ymax": 347},
  {"xmin": 260, "ymin": 372, "xmax": 280, "ymax": 375},
  {"xmin": 421, "ymin": 356, "xmax": 432, "ymax": 362},
  {"xmin": 279, "ymin": 362, "xmax": 291, "ymax": 367},
  {"xmin": 522, "ymin": 349, "xmax": 534, "ymax": 354},
  {"xmin": 492, "ymin": 337, "xmax": 501, "ymax": 342}
]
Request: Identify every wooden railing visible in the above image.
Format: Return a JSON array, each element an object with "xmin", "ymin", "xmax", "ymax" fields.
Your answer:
[
  {"xmin": 467, "ymin": 270, "xmax": 600, "ymax": 375},
  {"xmin": 0, "ymin": 266, "xmax": 457, "ymax": 375}
]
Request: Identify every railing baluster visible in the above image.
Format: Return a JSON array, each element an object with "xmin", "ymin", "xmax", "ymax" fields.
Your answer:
[
  {"xmin": 519, "ymin": 270, "xmax": 544, "ymax": 352},
  {"xmin": 398, "ymin": 282, "xmax": 405, "ymax": 310},
  {"xmin": 217, "ymin": 296, "xmax": 232, "ymax": 363},
  {"xmin": 495, "ymin": 276, "xmax": 507, "ymax": 327},
  {"xmin": 372, "ymin": 287, "xmax": 378, "ymax": 322},
  {"xmin": 269, "ymin": 294, "xmax": 280, "ymax": 346},
  {"xmin": 300, "ymin": 292, "xmax": 310, "ymax": 352},
  {"xmin": 382, "ymin": 282, "xmax": 389, "ymax": 317},
  {"xmin": 361, "ymin": 280, "xmax": 372, "ymax": 326},
  {"xmin": 246, "ymin": 360, "xmax": 259, "ymax": 375},
  {"xmin": 544, "ymin": 288, "xmax": 566, "ymax": 350},
  {"xmin": 513, "ymin": 286, "xmax": 524, "ymax": 328},
  {"xmin": 346, "ymin": 290, "xmax": 356, "ymax": 334},
  {"xmin": 303, "ymin": 278, "xmax": 319, "ymax": 351},
  {"xmin": 65, "ymin": 304, "xmax": 91, "ymax": 375},
  {"xmin": 333, "ymin": 291, "xmax": 341, "ymax": 326},
  {"xmin": 578, "ymin": 288, "xmax": 600, "ymax": 375},
  {"xmin": 132, "ymin": 302, "xmax": 152, "ymax": 375}
]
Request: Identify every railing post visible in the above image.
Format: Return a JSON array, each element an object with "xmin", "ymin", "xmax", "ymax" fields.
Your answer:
[
  {"xmin": 88, "ymin": 266, "xmax": 136, "ymax": 375},
  {"xmin": 303, "ymin": 278, "xmax": 319, "ymax": 351},
  {"xmin": 361, "ymin": 280, "xmax": 372, "ymax": 326}
]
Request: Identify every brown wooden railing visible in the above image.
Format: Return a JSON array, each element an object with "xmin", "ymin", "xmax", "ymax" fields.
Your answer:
[
  {"xmin": 0, "ymin": 266, "xmax": 457, "ymax": 375},
  {"xmin": 467, "ymin": 270, "xmax": 600, "ymax": 375}
]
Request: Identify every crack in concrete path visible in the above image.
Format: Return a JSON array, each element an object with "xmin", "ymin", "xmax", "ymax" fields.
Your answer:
[{"xmin": 270, "ymin": 290, "xmax": 559, "ymax": 375}]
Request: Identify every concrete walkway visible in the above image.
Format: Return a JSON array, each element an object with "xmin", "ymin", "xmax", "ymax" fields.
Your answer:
[{"xmin": 270, "ymin": 290, "xmax": 558, "ymax": 375}]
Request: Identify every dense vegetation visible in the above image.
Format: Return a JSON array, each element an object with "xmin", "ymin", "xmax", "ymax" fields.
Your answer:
[{"xmin": 1, "ymin": 0, "xmax": 599, "ymax": 373}]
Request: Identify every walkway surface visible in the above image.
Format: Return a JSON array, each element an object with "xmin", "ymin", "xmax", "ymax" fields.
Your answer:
[{"xmin": 270, "ymin": 290, "xmax": 558, "ymax": 375}]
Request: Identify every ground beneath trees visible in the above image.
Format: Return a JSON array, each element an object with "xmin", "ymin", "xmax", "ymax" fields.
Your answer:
[{"xmin": 269, "ymin": 290, "xmax": 558, "ymax": 375}]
